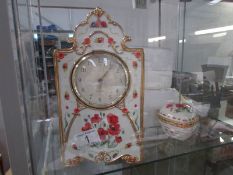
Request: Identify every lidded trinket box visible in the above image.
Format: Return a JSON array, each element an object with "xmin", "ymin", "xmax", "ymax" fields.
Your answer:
[{"xmin": 158, "ymin": 102, "xmax": 199, "ymax": 141}]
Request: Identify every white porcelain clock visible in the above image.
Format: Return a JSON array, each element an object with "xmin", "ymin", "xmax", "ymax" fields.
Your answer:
[{"xmin": 54, "ymin": 7, "xmax": 144, "ymax": 166}]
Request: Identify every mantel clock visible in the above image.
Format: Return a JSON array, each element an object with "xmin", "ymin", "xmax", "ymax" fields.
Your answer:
[{"xmin": 54, "ymin": 7, "xmax": 144, "ymax": 165}]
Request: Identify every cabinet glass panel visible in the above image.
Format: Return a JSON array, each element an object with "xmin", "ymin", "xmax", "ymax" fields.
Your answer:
[{"xmin": 10, "ymin": 0, "xmax": 233, "ymax": 174}]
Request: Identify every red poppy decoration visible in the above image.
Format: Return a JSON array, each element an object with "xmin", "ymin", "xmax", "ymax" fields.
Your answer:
[
  {"xmin": 98, "ymin": 128, "xmax": 108, "ymax": 141},
  {"xmin": 107, "ymin": 113, "xmax": 119, "ymax": 124},
  {"xmin": 108, "ymin": 37, "xmax": 115, "ymax": 45},
  {"xmin": 176, "ymin": 103, "xmax": 185, "ymax": 108},
  {"xmin": 83, "ymin": 37, "xmax": 91, "ymax": 46},
  {"xmin": 132, "ymin": 61, "xmax": 138, "ymax": 69},
  {"xmin": 133, "ymin": 90, "xmax": 138, "ymax": 99},
  {"xmin": 73, "ymin": 107, "xmax": 80, "ymax": 114},
  {"xmin": 166, "ymin": 103, "xmax": 173, "ymax": 108},
  {"xmin": 108, "ymin": 124, "xmax": 121, "ymax": 135},
  {"xmin": 63, "ymin": 63, "xmax": 68, "ymax": 70},
  {"xmin": 65, "ymin": 106, "xmax": 69, "ymax": 109},
  {"xmin": 115, "ymin": 136, "xmax": 122, "ymax": 143},
  {"xmin": 101, "ymin": 21, "xmax": 107, "ymax": 27},
  {"xmin": 122, "ymin": 108, "xmax": 129, "ymax": 114},
  {"xmin": 125, "ymin": 143, "xmax": 132, "ymax": 149},
  {"xmin": 81, "ymin": 122, "xmax": 92, "ymax": 131},
  {"xmin": 95, "ymin": 19, "xmax": 101, "ymax": 27},
  {"xmin": 64, "ymin": 92, "xmax": 70, "ymax": 100},
  {"xmin": 95, "ymin": 37, "xmax": 104, "ymax": 43},
  {"xmin": 91, "ymin": 114, "xmax": 101, "ymax": 123},
  {"xmin": 133, "ymin": 51, "xmax": 141, "ymax": 59},
  {"xmin": 57, "ymin": 52, "xmax": 64, "ymax": 59},
  {"xmin": 72, "ymin": 143, "xmax": 78, "ymax": 150}
]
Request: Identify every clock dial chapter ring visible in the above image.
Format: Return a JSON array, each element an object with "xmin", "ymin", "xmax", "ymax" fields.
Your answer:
[{"xmin": 70, "ymin": 50, "xmax": 130, "ymax": 109}]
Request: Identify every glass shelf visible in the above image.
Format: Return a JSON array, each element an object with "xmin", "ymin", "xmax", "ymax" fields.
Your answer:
[{"xmin": 36, "ymin": 117, "xmax": 233, "ymax": 175}]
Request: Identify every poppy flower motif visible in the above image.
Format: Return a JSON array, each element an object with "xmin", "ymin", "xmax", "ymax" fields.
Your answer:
[
  {"xmin": 72, "ymin": 143, "xmax": 78, "ymax": 150},
  {"xmin": 176, "ymin": 103, "xmax": 185, "ymax": 108},
  {"xmin": 81, "ymin": 122, "xmax": 92, "ymax": 131},
  {"xmin": 95, "ymin": 19, "xmax": 101, "ymax": 27},
  {"xmin": 108, "ymin": 37, "xmax": 115, "ymax": 45},
  {"xmin": 63, "ymin": 63, "xmax": 68, "ymax": 71},
  {"xmin": 166, "ymin": 103, "xmax": 173, "ymax": 108},
  {"xmin": 101, "ymin": 21, "xmax": 107, "ymax": 27},
  {"xmin": 64, "ymin": 92, "xmax": 70, "ymax": 100},
  {"xmin": 133, "ymin": 90, "xmax": 138, "ymax": 99},
  {"xmin": 66, "ymin": 106, "xmax": 69, "ymax": 109},
  {"xmin": 133, "ymin": 51, "xmax": 141, "ymax": 59},
  {"xmin": 95, "ymin": 37, "xmax": 104, "ymax": 43},
  {"xmin": 91, "ymin": 114, "xmax": 101, "ymax": 123},
  {"xmin": 83, "ymin": 37, "xmax": 91, "ymax": 46},
  {"xmin": 107, "ymin": 113, "xmax": 119, "ymax": 124},
  {"xmin": 98, "ymin": 128, "xmax": 108, "ymax": 141},
  {"xmin": 73, "ymin": 107, "xmax": 80, "ymax": 114},
  {"xmin": 57, "ymin": 52, "xmax": 64, "ymax": 59},
  {"xmin": 115, "ymin": 136, "xmax": 122, "ymax": 143},
  {"xmin": 122, "ymin": 108, "xmax": 129, "ymax": 114},
  {"xmin": 125, "ymin": 143, "xmax": 132, "ymax": 149},
  {"xmin": 108, "ymin": 124, "xmax": 121, "ymax": 135},
  {"xmin": 132, "ymin": 61, "xmax": 138, "ymax": 69}
]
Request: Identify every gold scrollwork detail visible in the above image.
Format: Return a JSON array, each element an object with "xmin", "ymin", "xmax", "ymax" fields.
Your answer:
[
  {"xmin": 92, "ymin": 7, "xmax": 105, "ymax": 17},
  {"xmin": 121, "ymin": 155, "xmax": 139, "ymax": 164},
  {"xmin": 158, "ymin": 113, "xmax": 199, "ymax": 128},
  {"xmin": 94, "ymin": 151, "xmax": 112, "ymax": 163},
  {"xmin": 65, "ymin": 156, "xmax": 82, "ymax": 166}
]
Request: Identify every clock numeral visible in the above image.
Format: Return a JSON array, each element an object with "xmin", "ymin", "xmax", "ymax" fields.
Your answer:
[
  {"xmin": 98, "ymin": 97, "xmax": 102, "ymax": 102},
  {"xmin": 89, "ymin": 94, "xmax": 93, "ymax": 99},
  {"xmin": 103, "ymin": 58, "xmax": 108, "ymax": 66},
  {"xmin": 116, "ymin": 89, "xmax": 119, "ymax": 93},
  {"xmin": 78, "ymin": 77, "xmax": 82, "ymax": 82},
  {"xmin": 81, "ymin": 66, "xmax": 86, "ymax": 72}
]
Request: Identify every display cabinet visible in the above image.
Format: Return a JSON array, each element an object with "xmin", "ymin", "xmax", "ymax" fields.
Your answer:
[{"xmin": 1, "ymin": 0, "xmax": 233, "ymax": 175}]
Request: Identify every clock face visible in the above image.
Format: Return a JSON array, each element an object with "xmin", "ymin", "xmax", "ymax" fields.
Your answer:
[{"xmin": 71, "ymin": 51, "xmax": 130, "ymax": 109}]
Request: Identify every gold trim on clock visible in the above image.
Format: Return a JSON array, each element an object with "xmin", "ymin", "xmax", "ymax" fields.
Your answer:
[{"xmin": 70, "ymin": 50, "xmax": 130, "ymax": 110}]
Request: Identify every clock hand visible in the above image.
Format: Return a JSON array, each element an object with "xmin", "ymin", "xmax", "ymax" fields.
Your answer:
[
  {"xmin": 97, "ymin": 80, "xmax": 103, "ymax": 92},
  {"xmin": 98, "ymin": 64, "xmax": 112, "ymax": 82}
]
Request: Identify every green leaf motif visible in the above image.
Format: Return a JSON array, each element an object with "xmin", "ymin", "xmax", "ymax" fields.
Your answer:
[
  {"xmin": 89, "ymin": 153, "xmax": 94, "ymax": 158},
  {"xmin": 64, "ymin": 118, "xmax": 68, "ymax": 130},
  {"xmin": 112, "ymin": 153, "xmax": 118, "ymax": 158}
]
